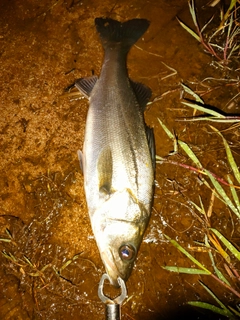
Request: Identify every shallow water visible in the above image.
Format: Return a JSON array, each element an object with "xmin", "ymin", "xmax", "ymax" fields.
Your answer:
[{"xmin": 0, "ymin": 0, "xmax": 240, "ymax": 319}]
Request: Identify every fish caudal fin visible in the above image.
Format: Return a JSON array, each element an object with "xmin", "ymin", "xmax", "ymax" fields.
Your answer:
[{"xmin": 95, "ymin": 17, "xmax": 150, "ymax": 52}]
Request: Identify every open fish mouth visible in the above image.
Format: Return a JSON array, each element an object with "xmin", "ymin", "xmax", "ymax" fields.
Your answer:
[{"xmin": 101, "ymin": 250, "xmax": 121, "ymax": 287}]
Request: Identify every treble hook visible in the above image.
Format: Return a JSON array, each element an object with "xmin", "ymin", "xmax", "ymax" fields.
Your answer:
[{"xmin": 98, "ymin": 273, "xmax": 127, "ymax": 320}]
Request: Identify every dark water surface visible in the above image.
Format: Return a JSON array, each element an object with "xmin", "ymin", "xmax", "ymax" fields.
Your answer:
[{"xmin": 0, "ymin": 0, "xmax": 239, "ymax": 319}]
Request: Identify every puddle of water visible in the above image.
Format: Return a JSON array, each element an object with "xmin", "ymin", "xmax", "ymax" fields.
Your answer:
[{"xmin": 0, "ymin": 0, "xmax": 239, "ymax": 319}]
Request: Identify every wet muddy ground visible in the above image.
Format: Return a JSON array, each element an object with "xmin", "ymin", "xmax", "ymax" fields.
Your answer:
[{"xmin": 0, "ymin": 0, "xmax": 240, "ymax": 319}]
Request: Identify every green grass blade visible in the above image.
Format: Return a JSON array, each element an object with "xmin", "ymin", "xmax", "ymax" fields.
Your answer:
[
  {"xmin": 210, "ymin": 126, "xmax": 240, "ymax": 184},
  {"xmin": 210, "ymin": 228, "xmax": 240, "ymax": 261},
  {"xmin": 227, "ymin": 12, "xmax": 233, "ymax": 38},
  {"xmin": 164, "ymin": 234, "xmax": 211, "ymax": 274},
  {"xmin": 176, "ymin": 17, "xmax": 201, "ymax": 42},
  {"xmin": 228, "ymin": 0, "xmax": 237, "ymax": 11},
  {"xmin": 158, "ymin": 118, "xmax": 174, "ymax": 140},
  {"xmin": 181, "ymin": 101, "xmax": 226, "ymax": 118},
  {"xmin": 155, "ymin": 155, "xmax": 165, "ymax": 163},
  {"xmin": 198, "ymin": 117, "xmax": 240, "ymax": 122},
  {"xmin": 158, "ymin": 119, "xmax": 204, "ymax": 171},
  {"xmin": 221, "ymin": 0, "xmax": 238, "ymax": 27},
  {"xmin": 199, "ymin": 196, "xmax": 207, "ymax": 215},
  {"xmin": 227, "ymin": 175, "xmax": 240, "ymax": 214},
  {"xmin": 199, "ymin": 281, "xmax": 233, "ymax": 315},
  {"xmin": 59, "ymin": 259, "xmax": 73, "ymax": 273},
  {"xmin": 211, "ymin": 252, "xmax": 230, "ymax": 284},
  {"xmin": 40, "ymin": 264, "xmax": 51, "ymax": 273},
  {"xmin": 181, "ymin": 116, "xmax": 240, "ymax": 122},
  {"xmin": 0, "ymin": 238, "xmax": 11, "ymax": 243},
  {"xmin": 188, "ymin": 0, "xmax": 198, "ymax": 27},
  {"xmin": 178, "ymin": 140, "xmax": 202, "ymax": 168},
  {"xmin": 229, "ymin": 305, "xmax": 240, "ymax": 317},
  {"xmin": 205, "ymin": 235, "xmax": 231, "ymax": 285},
  {"xmin": 2, "ymin": 251, "xmax": 17, "ymax": 262},
  {"xmin": 24, "ymin": 255, "xmax": 34, "ymax": 267},
  {"xmin": 189, "ymin": 198, "xmax": 205, "ymax": 216},
  {"xmin": 181, "ymin": 83, "xmax": 204, "ymax": 103},
  {"xmin": 228, "ymin": 43, "xmax": 240, "ymax": 60},
  {"xmin": 162, "ymin": 266, "xmax": 210, "ymax": 274},
  {"xmin": 205, "ymin": 170, "xmax": 240, "ymax": 218},
  {"xmin": 201, "ymin": 15, "xmax": 215, "ymax": 34},
  {"xmin": 188, "ymin": 301, "xmax": 234, "ymax": 317},
  {"xmin": 28, "ymin": 272, "xmax": 41, "ymax": 277}
]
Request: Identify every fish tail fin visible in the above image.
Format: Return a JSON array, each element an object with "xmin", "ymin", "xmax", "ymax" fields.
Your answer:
[{"xmin": 95, "ymin": 17, "xmax": 150, "ymax": 52}]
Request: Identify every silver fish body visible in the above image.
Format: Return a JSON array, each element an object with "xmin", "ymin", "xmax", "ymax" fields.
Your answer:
[{"xmin": 76, "ymin": 18, "xmax": 155, "ymax": 286}]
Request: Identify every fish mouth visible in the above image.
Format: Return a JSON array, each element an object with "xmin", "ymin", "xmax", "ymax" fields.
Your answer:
[{"xmin": 101, "ymin": 249, "xmax": 123, "ymax": 287}]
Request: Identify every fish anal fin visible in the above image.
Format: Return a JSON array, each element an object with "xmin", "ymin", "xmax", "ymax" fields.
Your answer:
[
  {"xmin": 97, "ymin": 148, "xmax": 113, "ymax": 195},
  {"xmin": 75, "ymin": 76, "xmax": 98, "ymax": 98},
  {"xmin": 146, "ymin": 126, "xmax": 155, "ymax": 172},
  {"xmin": 77, "ymin": 150, "xmax": 84, "ymax": 174},
  {"xmin": 130, "ymin": 80, "xmax": 152, "ymax": 110}
]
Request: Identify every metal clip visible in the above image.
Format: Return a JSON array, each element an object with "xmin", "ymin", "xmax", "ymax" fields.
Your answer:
[{"xmin": 98, "ymin": 273, "xmax": 127, "ymax": 320}]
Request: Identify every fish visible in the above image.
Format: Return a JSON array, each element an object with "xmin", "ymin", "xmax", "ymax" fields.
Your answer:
[{"xmin": 75, "ymin": 17, "xmax": 155, "ymax": 287}]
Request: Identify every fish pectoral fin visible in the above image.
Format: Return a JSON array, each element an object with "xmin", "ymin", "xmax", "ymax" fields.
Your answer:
[
  {"xmin": 75, "ymin": 76, "xmax": 98, "ymax": 98},
  {"xmin": 130, "ymin": 80, "xmax": 152, "ymax": 110},
  {"xmin": 77, "ymin": 150, "xmax": 84, "ymax": 174},
  {"xmin": 97, "ymin": 148, "xmax": 113, "ymax": 195},
  {"xmin": 146, "ymin": 126, "xmax": 156, "ymax": 171}
]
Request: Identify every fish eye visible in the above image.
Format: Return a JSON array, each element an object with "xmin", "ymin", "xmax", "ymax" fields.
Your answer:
[{"xmin": 119, "ymin": 245, "xmax": 135, "ymax": 261}]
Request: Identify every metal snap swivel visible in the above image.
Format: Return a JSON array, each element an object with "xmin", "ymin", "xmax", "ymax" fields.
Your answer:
[{"xmin": 98, "ymin": 273, "xmax": 128, "ymax": 320}]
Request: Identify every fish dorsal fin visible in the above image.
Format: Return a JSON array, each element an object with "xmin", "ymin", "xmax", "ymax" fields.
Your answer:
[
  {"xmin": 130, "ymin": 80, "xmax": 152, "ymax": 110},
  {"xmin": 97, "ymin": 148, "xmax": 113, "ymax": 195},
  {"xmin": 75, "ymin": 76, "xmax": 98, "ymax": 98},
  {"xmin": 145, "ymin": 126, "xmax": 155, "ymax": 172}
]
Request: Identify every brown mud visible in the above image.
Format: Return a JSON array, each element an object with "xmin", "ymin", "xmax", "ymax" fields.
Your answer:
[{"xmin": 0, "ymin": 0, "xmax": 239, "ymax": 319}]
